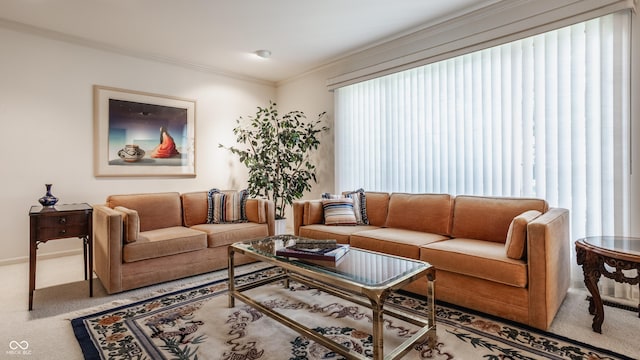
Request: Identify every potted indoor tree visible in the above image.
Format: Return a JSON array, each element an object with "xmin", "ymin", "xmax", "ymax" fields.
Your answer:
[{"xmin": 220, "ymin": 101, "xmax": 329, "ymax": 232}]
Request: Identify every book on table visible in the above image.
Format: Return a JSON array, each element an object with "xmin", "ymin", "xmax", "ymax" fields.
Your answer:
[{"xmin": 276, "ymin": 239, "xmax": 349, "ymax": 263}]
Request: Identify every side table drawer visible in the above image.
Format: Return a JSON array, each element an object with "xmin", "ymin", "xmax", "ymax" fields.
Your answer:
[{"xmin": 36, "ymin": 213, "xmax": 90, "ymax": 241}]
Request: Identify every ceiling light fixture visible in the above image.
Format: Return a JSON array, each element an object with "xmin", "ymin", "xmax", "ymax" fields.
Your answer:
[{"xmin": 254, "ymin": 49, "xmax": 272, "ymax": 59}]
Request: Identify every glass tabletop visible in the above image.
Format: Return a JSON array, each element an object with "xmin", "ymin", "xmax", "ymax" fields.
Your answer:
[
  {"xmin": 581, "ymin": 236, "xmax": 640, "ymax": 257},
  {"xmin": 235, "ymin": 235, "xmax": 429, "ymax": 287},
  {"xmin": 29, "ymin": 203, "xmax": 92, "ymax": 214}
]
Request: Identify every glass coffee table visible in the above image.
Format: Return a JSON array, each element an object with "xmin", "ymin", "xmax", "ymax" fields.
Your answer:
[{"xmin": 228, "ymin": 235, "xmax": 436, "ymax": 360}]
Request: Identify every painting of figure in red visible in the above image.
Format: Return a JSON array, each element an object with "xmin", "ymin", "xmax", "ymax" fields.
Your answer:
[
  {"xmin": 151, "ymin": 126, "xmax": 181, "ymax": 158},
  {"xmin": 108, "ymin": 99, "xmax": 188, "ymax": 166}
]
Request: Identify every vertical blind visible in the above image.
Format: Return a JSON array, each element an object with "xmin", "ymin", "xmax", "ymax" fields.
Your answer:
[{"xmin": 335, "ymin": 12, "xmax": 634, "ymax": 300}]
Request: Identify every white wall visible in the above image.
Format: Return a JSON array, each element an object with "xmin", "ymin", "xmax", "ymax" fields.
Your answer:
[
  {"xmin": 0, "ymin": 27, "xmax": 276, "ymax": 263},
  {"xmin": 275, "ymin": 69, "xmax": 337, "ymax": 227}
]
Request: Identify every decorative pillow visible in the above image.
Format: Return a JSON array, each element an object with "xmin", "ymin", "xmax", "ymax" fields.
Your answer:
[
  {"xmin": 344, "ymin": 188, "xmax": 368, "ymax": 225},
  {"xmin": 321, "ymin": 192, "xmax": 343, "ymax": 199},
  {"xmin": 322, "ymin": 198, "xmax": 357, "ymax": 226},
  {"xmin": 206, "ymin": 188, "xmax": 249, "ymax": 224},
  {"xmin": 322, "ymin": 188, "xmax": 369, "ymax": 225},
  {"xmin": 114, "ymin": 206, "xmax": 139, "ymax": 243},
  {"xmin": 505, "ymin": 210, "xmax": 542, "ymax": 259}
]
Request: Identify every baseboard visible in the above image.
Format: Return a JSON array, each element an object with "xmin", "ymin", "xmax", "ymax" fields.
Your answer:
[{"xmin": 0, "ymin": 249, "xmax": 84, "ymax": 267}]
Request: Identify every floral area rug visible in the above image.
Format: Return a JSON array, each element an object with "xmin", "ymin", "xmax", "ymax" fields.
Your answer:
[{"xmin": 71, "ymin": 267, "xmax": 632, "ymax": 360}]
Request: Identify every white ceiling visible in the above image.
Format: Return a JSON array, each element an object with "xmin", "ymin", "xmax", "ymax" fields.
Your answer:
[{"xmin": 0, "ymin": 0, "xmax": 494, "ymax": 84}]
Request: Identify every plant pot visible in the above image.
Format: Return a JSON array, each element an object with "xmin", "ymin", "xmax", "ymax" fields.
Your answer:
[{"xmin": 275, "ymin": 218, "xmax": 288, "ymax": 235}]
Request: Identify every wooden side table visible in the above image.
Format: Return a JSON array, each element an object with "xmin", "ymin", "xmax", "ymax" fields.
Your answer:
[
  {"xmin": 575, "ymin": 236, "xmax": 640, "ymax": 333},
  {"xmin": 28, "ymin": 203, "xmax": 93, "ymax": 310}
]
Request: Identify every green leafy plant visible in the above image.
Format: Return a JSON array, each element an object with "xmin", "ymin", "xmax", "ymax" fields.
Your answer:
[{"xmin": 220, "ymin": 101, "xmax": 329, "ymax": 219}]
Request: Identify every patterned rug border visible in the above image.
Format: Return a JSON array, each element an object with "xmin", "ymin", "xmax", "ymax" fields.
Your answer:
[
  {"xmin": 71, "ymin": 268, "xmax": 634, "ymax": 360},
  {"xmin": 395, "ymin": 290, "xmax": 635, "ymax": 360}
]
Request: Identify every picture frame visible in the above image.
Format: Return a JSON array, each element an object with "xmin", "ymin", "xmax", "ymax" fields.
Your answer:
[{"xmin": 93, "ymin": 85, "xmax": 196, "ymax": 177}]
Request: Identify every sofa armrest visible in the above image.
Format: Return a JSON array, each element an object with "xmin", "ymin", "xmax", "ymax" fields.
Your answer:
[
  {"xmin": 93, "ymin": 204, "xmax": 124, "ymax": 294},
  {"xmin": 264, "ymin": 199, "xmax": 276, "ymax": 236},
  {"xmin": 293, "ymin": 201, "xmax": 305, "ymax": 236},
  {"xmin": 526, "ymin": 207, "xmax": 571, "ymax": 329},
  {"xmin": 292, "ymin": 200, "xmax": 324, "ymax": 235}
]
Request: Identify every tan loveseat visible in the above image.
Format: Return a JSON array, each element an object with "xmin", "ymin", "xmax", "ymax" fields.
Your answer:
[
  {"xmin": 293, "ymin": 192, "xmax": 570, "ymax": 330},
  {"xmin": 93, "ymin": 191, "xmax": 275, "ymax": 294}
]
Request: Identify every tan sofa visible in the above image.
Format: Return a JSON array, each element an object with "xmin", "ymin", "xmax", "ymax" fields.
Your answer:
[
  {"xmin": 93, "ymin": 191, "xmax": 275, "ymax": 294},
  {"xmin": 293, "ymin": 192, "xmax": 570, "ymax": 330}
]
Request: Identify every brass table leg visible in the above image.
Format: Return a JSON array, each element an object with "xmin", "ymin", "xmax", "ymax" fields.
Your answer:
[
  {"xmin": 228, "ymin": 247, "xmax": 235, "ymax": 308},
  {"xmin": 370, "ymin": 300, "xmax": 384, "ymax": 360}
]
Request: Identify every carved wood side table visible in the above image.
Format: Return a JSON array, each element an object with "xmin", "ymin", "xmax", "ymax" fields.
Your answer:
[
  {"xmin": 28, "ymin": 203, "xmax": 93, "ymax": 310},
  {"xmin": 575, "ymin": 236, "xmax": 640, "ymax": 333}
]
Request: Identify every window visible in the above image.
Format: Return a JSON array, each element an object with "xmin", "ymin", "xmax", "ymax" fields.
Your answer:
[{"xmin": 335, "ymin": 12, "xmax": 633, "ymax": 299}]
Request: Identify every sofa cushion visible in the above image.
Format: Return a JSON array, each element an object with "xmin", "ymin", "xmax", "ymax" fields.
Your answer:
[
  {"xmin": 323, "ymin": 198, "xmax": 357, "ymax": 225},
  {"xmin": 107, "ymin": 192, "xmax": 183, "ymax": 232},
  {"xmin": 364, "ymin": 192, "xmax": 390, "ymax": 226},
  {"xmin": 298, "ymin": 224, "xmax": 379, "ymax": 244},
  {"xmin": 181, "ymin": 191, "xmax": 208, "ymax": 226},
  {"xmin": 245, "ymin": 199, "xmax": 268, "ymax": 224},
  {"xmin": 384, "ymin": 193, "xmax": 452, "ymax": 235},
  {"xmin": 190, "ymin": 222, "xmax": 269, "ymax": 247},
  {"xmin": 207, "ymin": 189, "xmax": 248, "ymax": 223},
  {"xmin": 421, "ymin": 238, "xmax": 528, "ymax": 288},
  {"xmin": 303, "ymin": 200, "xmax": 324, "ymax": 225},
  {"xmin": 350, "ymin": 228, "xmax": 449, "ymax": 259},
  {"xmin": 505, "ymin": 210, "xmax": 542, "ymax": 259},
  {"xmin": 114, "ymin": 206, "xmax": 139, "ymax": 243},
  {"xmin": 122, "ymin": 226, "xmax": 207, "ymax": 263},
  {"xmin": 451, "ymin": 195, "xmax": 548, "ymax": 243}
]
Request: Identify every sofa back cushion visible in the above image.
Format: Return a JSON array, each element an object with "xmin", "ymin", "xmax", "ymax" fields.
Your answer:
[
  {"xmin": 384, "ymin": 193, "xmax": 453, "ymax": 235},
  {"xmin": 245, "ymin": 199, "xmax": 268, "ymax": 224},
  {"xmin": 365, "ymin": 192, "xmax": 390, "ymax": 227},
  {"xmin": 107, "ymin": 192, "xmax": 182, "ymax": 232},
  {"xmin": 451, "ymin": 195, "xmax": 549, "ymax": 243},
  {"xmin": 181, "ymin": 191, "xmax": 209, "ymax": 226}
]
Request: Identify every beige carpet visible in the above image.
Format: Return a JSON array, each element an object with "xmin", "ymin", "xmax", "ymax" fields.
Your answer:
[{"xmin": 1, "ymin": 256, "xmax": 638, "ymax": 359}]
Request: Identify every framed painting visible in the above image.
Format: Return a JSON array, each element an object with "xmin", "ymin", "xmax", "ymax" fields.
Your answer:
[{"xmin": 93, "ymin": 85, "xmax": 196, "ymax": 177}]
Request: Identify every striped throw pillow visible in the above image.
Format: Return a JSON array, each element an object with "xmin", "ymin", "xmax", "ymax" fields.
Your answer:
[
  {"xmin": 206, "ymin": 188, "xmax": 249, "ymax": 224},
  {"xmin": 323, "ymin": 189, "xmax": 369, "ymax": 225},
  {"xmin": 322, "ymin": 198, "xmax": 357, "ymax": 226},
  {"xmin": 322, "ymin": 192, "xmax": 343, "ymax": 199},
  {"xmin": 344, "ymin": 188, "xmax": 368, "ymax": 225}
]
